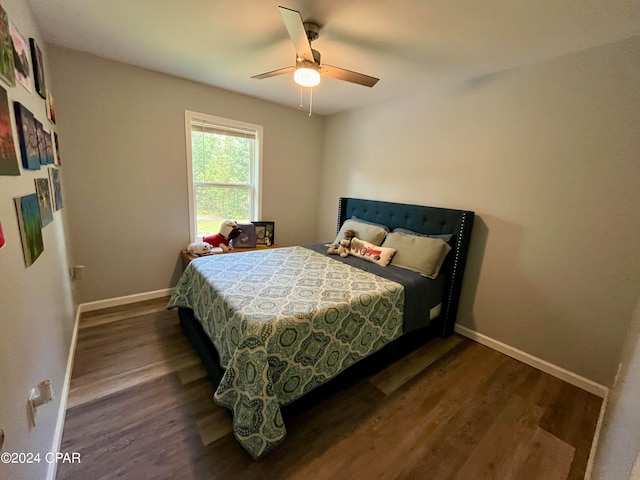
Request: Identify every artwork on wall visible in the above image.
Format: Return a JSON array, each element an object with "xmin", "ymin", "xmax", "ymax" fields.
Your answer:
[
  {"xmin": 46, "ymin": 92, "xmax": 56, "ymax": 123},
  {"xmin": 43, "ymin": 129, "xmax": 54, "ymax": 164},
  {"xmin": 35, "ymin": 178, "xmax": 53, "ymax": 227},
  {"xmin": 0, "ymin": 219, "xmax": 5, "ymax": 249},
  {"xmin": 0, "ymin": 5, "xmax": 15, "ymax": 87},
  {"xmin": 34, "ymin": 118, "xmax": 47, "ymax": 165},
  {"xmin": 9, "ymin": 21, "xmax": 31, "ymax": 92},
  {"xmin": 0, "ymin": 85, "xmax": 19, "ymax": 175},
  {"xmin": 252, "ymin": 221, "xmax": 275, "ymax": 246},
  {"xmin": 29, "ymin": 38, "xmax": 46, "ymax": 99},
  {"xmin": 14, "ymin": 102, "xmax": 40, "ymax": 170},
  {"xmin": 49, "ymin": 167, "xmax": 63, "ymax": 211},
  {"xmin": 53, "ymin": 131, "xmax": 61, "ymax": 165},
  {"xmin": 15, "ymin": 193, "xmax": 44, "ymax": 267}
]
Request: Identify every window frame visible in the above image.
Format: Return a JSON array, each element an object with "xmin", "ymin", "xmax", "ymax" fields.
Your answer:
[{"xmin": 184, "ymin": 110, "xmax": 263, "ymax": 243}]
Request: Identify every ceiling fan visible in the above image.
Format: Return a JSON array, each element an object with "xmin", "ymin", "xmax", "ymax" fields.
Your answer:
[{"xmin": 251, "ymin": 6, "xmax": 379, "ymax": 88}]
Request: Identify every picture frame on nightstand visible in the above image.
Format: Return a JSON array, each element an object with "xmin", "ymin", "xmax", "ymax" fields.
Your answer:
[{"xmin": 252, "ymin": 221, "xmax": 275, "ymax": 246}]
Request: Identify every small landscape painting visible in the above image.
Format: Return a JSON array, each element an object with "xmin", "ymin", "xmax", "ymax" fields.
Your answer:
[
  {"xmin": 0, "ymin": 5, "xmax": 15, "ymax": 87},
  {"xmin": 0, "ymin": 85, "xmax": 19, "ymax": 175},
  {"xmin": 49, "ymin": 167, "xmax": 63, "ymax": 210},
  {"xmin": 35, "ymin": 177, "xmax": 53, "ymax": 227},
  {"xmin": 15, "ymin": 193, "xmax": 44, "ymax": 266}
]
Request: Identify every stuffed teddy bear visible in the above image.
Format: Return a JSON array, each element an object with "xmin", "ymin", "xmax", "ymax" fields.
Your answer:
[
  {"xmin": 327, "ymin": 229, "xmax": 355, "ymax": 258},
  {"xmin": 203, "ymin": 220, "xmax": 242, "ymax": 252},
  {"xmin": 187, "ymin": 241, "xmax": 213, "ymax": 256}
]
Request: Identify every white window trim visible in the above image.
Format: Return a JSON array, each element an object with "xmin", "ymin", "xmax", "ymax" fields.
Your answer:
[{"xmin": 184, "ymin": 110, "xmax": 263, "ymax": 243}]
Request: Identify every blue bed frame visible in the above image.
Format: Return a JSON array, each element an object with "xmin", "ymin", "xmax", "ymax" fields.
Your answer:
[
  {"xmin": 178, "ymin": 197, "xmax": 474, "ymax": 398},
  {"xmin": 337, "ymin": 197, "xmax": 474, "ymax": 337}
]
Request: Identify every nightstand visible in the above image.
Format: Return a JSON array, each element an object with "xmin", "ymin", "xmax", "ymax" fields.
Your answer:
[{"xmin": 181, "ymin": 245, "xmax": 281, "ymax": 272}]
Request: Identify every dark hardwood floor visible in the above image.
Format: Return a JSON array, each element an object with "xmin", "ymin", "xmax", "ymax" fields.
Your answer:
[{"xmin": 56, "ymin": 297, "xmax": 602, "ymax": 480}]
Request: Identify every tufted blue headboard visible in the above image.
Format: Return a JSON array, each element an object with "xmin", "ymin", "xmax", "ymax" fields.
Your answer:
[{"xmin": 337, "ymin": 197, "xmax": 474, "ymax": 337}]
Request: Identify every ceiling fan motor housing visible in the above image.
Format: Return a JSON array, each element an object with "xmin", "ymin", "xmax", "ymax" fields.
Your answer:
[
  {"xmin": 303, "ymin": 22, "xmax": 320, "ymax": 42},
  {"xmin": 296, "ymin": 49, "xmax": 321, "ymax": 66}
]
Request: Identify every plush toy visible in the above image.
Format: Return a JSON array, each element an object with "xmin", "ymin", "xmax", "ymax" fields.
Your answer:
[
  {"xmin": 187, "ymin": 241, "xmax": 213, "ymax": 256},
  {"xmin": 327, "ymin": 229, "xmax": 355, "ymax": 258},
  {"xmin": 203, "ymin": 220, "xmax": 242, "ymax": 252}
]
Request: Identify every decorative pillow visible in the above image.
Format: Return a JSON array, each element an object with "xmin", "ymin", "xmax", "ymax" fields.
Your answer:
[
  {"xmin": 333, "ymin": 219, "xmax": 388, "ymax": 246},
  {"xmin": 382, "ymin": 232, "xmax": 452, "ymax": 279},
  {"xmin": 392, "ymin": 227, "xmax": 454, "ymax": 244},
  {"xmin": 232, "ymin": 223, "xmax": 257, "ymax": 248},
  {"xmin": 348, "ymin": 237, "xmax": 397, "ymax": 267}
]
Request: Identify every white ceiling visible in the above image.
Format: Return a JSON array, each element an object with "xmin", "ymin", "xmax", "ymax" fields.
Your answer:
[{"xmin": 27, "ymin": 0, "xmax": 640, "ymax": 116}]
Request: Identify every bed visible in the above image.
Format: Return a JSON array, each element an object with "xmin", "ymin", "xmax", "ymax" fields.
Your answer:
[{"xmin": 168, "ymin": 197, "xmax": 474, "ymax": 458}]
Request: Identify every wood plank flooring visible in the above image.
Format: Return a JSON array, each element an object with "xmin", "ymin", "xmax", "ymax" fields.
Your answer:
[{"xmin": 56, "ymin": 298, "xmax": 602, "ymax": 480}]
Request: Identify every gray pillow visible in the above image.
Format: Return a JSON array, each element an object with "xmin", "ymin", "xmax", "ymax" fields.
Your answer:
[
  {"xmin": 392, "ymin": 227, "xmax": 454, "ymax": 244},
  {"xmin": 381, "ymin": 231, "xmax": 452, "ymax": 279},
  {"xmin": 351, "ymin": 216, "xmax": 390, "ymax": 232},
  {"xmin": 333, "ymin": 219, "xmax": 388, "ymax": 246}
]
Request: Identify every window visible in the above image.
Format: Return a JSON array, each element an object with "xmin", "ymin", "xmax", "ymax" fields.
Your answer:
[{"xmin": 185, "ymin": 111, "xmax": 262, "ymax": 242}]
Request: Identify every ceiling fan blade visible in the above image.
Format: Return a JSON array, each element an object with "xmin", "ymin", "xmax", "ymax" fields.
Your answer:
[
  {"xmin": 279, "ymin": 6, "xmax": 314, "ymax": 63},
  {"xmin": 319, "ymin": 65, "xmax": 379, "ymax": 87},
  {"xmin": 251, "ymin": 66, "xmax": 296, "ymax": 80}
]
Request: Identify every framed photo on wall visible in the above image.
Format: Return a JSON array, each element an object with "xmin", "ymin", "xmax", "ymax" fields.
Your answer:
[
  {"xmin": 29, "ymin": 38, "xmax": 46, "ymax": 99},
  {"xmin": 252, "ymin": 221, "xmax": 275, "ymax": 246}
]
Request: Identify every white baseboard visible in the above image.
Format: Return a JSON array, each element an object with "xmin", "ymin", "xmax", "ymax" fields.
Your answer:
[
  {"xmin": 47, "ymin": 305, "xmax": 81, "ymax": 480},
  {"xmin": 454, "ymin": 324, "xmax": 609, "ymax": 398},
  {"xmin": 78, "ymin": 288, "xmax": 174, "ymax": 313}
]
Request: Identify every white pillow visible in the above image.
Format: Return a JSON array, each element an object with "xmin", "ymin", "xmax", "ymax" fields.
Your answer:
[
  {"xmin": 333, "ymin": 219, "xmax": 388, "ymax": 246},
  {"xmin": 348, "ymin": 237, "xmax": 397, "ymax": 267},
  {"xmin": 381, "ymin": 232, "xmax": 451, "ymax": 279}
]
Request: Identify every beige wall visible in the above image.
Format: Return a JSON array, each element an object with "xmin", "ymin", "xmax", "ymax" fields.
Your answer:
[
  {"xmin": 47, "ymin": 46, "xmax": 324, "ymax": 303},
  {"xmin": 319, "ymin": 36, "xmax": 640, "ymax": 386},
  {"xmin": 0, "ymin": 2, "xmax": 75, "ymax": 479}
]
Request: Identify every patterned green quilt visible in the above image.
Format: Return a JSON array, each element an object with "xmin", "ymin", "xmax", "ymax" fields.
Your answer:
[{"xmin": 168, "ymin": 246, "xmax": 404, "ymax": 459}]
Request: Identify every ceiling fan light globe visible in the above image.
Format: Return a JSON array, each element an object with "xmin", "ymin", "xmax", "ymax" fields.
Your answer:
[{"xmin": 294, "ymin": 67, "xmax": 320, "ymax": 87}]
